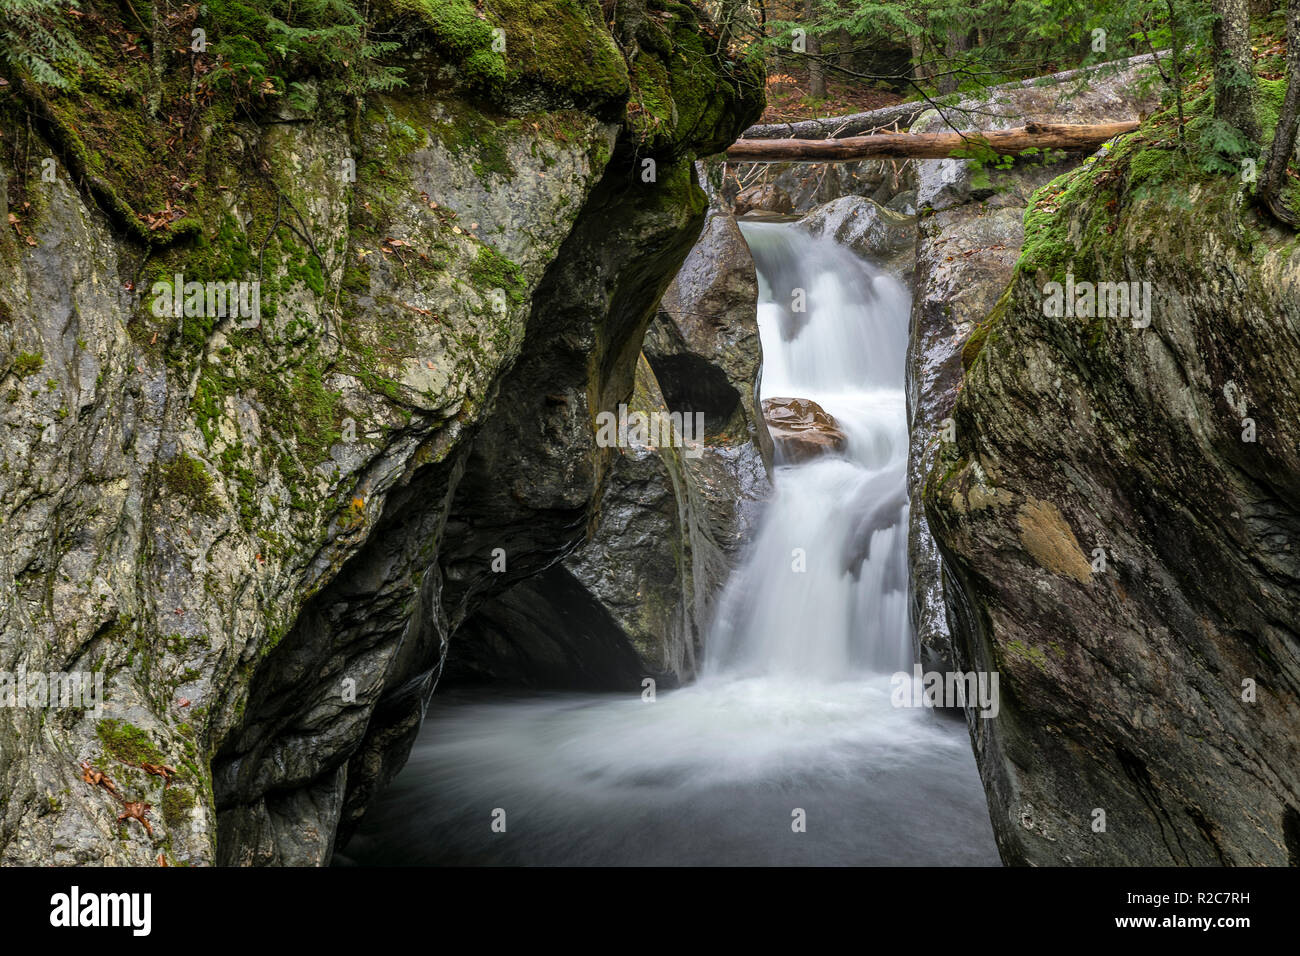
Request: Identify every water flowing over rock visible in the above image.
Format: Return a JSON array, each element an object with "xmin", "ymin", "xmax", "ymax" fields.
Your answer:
[
  {"xmin": 336, "ymin": 213, "xmax": 997, "ymax": 867},
  {"xmin": 798, "ymin": 195, "xmax": 917, "ymax": 278},
  {"xmin": 451, "ymin": 181, "xmax": 773, "ymax": 688}
]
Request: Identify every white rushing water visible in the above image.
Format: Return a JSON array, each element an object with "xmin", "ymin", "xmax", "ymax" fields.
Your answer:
[
  {"xmin": 339, "ymin": 222, "xmax": 999, "ymax": 867},
  {"xmin": 705, "ymin": 222, "xmax": 913, "ymax": 680}
]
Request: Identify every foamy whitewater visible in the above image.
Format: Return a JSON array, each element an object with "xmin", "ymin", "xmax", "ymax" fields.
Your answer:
[{"xmin": 339, "ymin": 222, "xmax": 999, "ymax": 866}]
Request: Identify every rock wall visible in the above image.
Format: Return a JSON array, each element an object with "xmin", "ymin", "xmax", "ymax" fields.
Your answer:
[
  {"xmin": 923, "ymin": 94, "xmax": 1300, "ymax": 863},
  {"xmin": 906, "ymin": 59, "xmax": 1159, "ymax": 672},
  {"xmin": 0, "ymin": 0, "xmax": 761, "ymax": 866},
  {"xmin": 448, "ymin": 176, "xmax": 772, "ymax": 689}
]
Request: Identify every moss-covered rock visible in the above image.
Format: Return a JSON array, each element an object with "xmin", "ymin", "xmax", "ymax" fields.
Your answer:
[
  {"xmin": 0, "ymin": 0, "xmax": 761, "ymax": 867},
  {"xmin": 924, "ymin": 105, "xmax": 1300, "ymax": 864}
]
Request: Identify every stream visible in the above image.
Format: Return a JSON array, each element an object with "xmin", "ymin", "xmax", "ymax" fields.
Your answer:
[{"xmin": 337, "ymin": 222, "xmax": 1000, "ymax": 866}]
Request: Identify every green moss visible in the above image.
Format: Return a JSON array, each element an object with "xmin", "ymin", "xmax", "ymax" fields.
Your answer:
[
  {"xmin": 161, "ymin": 454, "xmax": 220, "ymax": 516},
  {"xmin": 382, "ymin": 0, "xmax": 628, "ymax": 106},
  {"xmin": 1006, "ymin": 639, "xmax": 1049, "ymax": 671},
  {"xmin": 467, "ymin": 245, "xmax": 525, "ymax": 303},
  {"xmin": 961, "ymin": 323, "xmax": 991, "ymax": 372},
  {"xmin": 1255, "ymin": 76, "xmax": 1287, "ymax": 140},
  {"xmin": 10, "ymin": 352, "xmax": 44, "ymax": 377},
  {"xmin": 96, "ymin": 719, "xmax": 165, "ymax": 766},
  {"xmin": 161, "ymin": 787, "xmax": 196, "ymax": 828},
  {"xmin": 622, "ymin": 3, "xmax": 763, "ymax": 156},
  {"xmin": 428, "ymin": 105, "xmax": 518, "ymax": 183}
]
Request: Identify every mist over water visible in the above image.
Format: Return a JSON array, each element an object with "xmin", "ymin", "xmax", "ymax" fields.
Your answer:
[{"xmin": 339, "ymin": 223, "xmax": 999, "ymax": 867}]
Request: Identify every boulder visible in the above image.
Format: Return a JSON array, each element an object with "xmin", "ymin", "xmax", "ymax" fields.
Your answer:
[
  {"xmin": 762, "ymin": 397, "xmax": 847, "ymax": 464},
  {"xmin": 797, "ymin": 195, "xmax": 916, "ymax": 275},
  {"xmin": 906, "ymin": 54, "xmax": 1161, "ymax": 674},
  {"xmin": 734, "ymin": 183, "xmax": 794, "ymax": 216},
  {"xmin": 925, "ymin": 129, "xmax": 1300, "ymax": 865}
]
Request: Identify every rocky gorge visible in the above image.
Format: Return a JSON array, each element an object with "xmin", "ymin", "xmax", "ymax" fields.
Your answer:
[{"xmin": 1, "ymin": 0, "xmax": 1297, "ymax": 871}]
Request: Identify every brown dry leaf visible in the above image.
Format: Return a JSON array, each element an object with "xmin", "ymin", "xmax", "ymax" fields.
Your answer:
[
  {"xmin": 118, "ymin": 801, "xmax": 153, "ymax": 837},
  {"xmin": 141, "ymin": 763, "xmax": 179, "ymax": 786},
  {"xmin": 80, "ymin": 760, "xmax": 119, "ymax": 796}
]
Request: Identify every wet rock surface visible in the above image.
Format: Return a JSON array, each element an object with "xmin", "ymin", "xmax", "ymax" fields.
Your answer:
[
  {"xmin": 905, "ymin": 57, "xmax": 1160, "ymax": 674},
  {"xmin": 452, "ymin": 186, "xmax": 773, "ymax": 689},
  {"xmin": 762, "ymin": 397, "xmax": 848, "ymax": 464},
  {"xmin": 0, "ymin": 0, "xmax": 763, "ymax": 865},
  {"xmin": 923, "ymin": 117, "xmax": 1300, "ymax": 864}
]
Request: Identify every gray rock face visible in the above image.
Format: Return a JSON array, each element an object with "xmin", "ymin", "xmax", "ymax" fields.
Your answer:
[
  {"xmin": 729, "ymin": 159, "xmax": 915, "ymax": 215},
  {"xmin": 924, "ymin": 131, "xmax": 1300, "ymax": 865},
  {"xmin": 647, "ymin": 201, "xmax": 768, "ymax": 448},
  {"xmin": 906, "ymin": 58, "xmax": 1160, "ymax": 674},
  {"xmin": 735, "ymin": 183, "xmax": 794, "ymax": 216},
  {"xmin": 798, "ymin": 195, "xmax": 916, "ymax": 276},
  {"xmin": 450, "ymin": 193, "xmax": 773, "ymax": 688}
]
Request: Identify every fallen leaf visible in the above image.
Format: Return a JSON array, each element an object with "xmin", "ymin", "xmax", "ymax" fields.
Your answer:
[
  {"xmin": 141, "ymin": 763, "xmax": 179, "ymax": 786},
  {"xmin": 118, "ymin": 801, "xmax": 153, "ymax": 837},
  {"xmin": 79, "ymin": 760, "xmax": 119, "ymax": 796}
]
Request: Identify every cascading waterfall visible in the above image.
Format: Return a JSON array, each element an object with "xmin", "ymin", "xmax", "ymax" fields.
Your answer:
[
  {"xmin": 339, "ymin": 222, "xmax": 999, "ymax": 867},
  {"xmin": 705, "ymin": 223, "xmax": 913, "ymax": 680}
]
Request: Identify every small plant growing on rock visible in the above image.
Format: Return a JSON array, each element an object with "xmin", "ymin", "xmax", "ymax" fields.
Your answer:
[{"xmin": 161, "ymin": 453, "xmax": 220, "ymax": 516}]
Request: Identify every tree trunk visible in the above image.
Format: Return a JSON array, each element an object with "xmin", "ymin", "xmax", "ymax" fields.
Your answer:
[
  {"xmin": 740, "ymin": 53, "xmax": 1164, "ymax": 140},
  {"xmin": 1212, "ymin": 0, "xmax": 1262, "ymax": 140},
  {"xmin": 909, "ymin": 32, "xmax": 927, "ymax": 83},
  {"xmin": 805, "ymin": 0, "xmax": 825, "ymax": 98},
  {"xmin": 1258, "ymin": 0, "xmax": 1300, "ymax": 224},
  {"xmin": 938, "ymin": 21, "xmax": 969, "ymax": 95},
  {"xmin": 726, "ymin": 121, "xmax": 1141, "ymax": 162}
]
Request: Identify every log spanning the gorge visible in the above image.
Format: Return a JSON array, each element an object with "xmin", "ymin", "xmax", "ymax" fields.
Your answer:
[{"xmin": 725, "ymin": 121, "xmax": 1140, "ymax": 163}]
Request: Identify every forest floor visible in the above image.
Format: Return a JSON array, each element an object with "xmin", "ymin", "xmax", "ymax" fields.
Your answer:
[{"xmin": 759, "ymin": 65, "xmax": 903, "ymax": 124}]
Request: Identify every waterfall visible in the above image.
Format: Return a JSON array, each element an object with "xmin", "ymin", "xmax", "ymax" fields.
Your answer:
[
  {"xmin": 338, "ymin": 221, "xmax": 999, "ymax": 867},
  {"xmin": 705, "ymin": 223, "xmax": 913, "ymax": 680}
]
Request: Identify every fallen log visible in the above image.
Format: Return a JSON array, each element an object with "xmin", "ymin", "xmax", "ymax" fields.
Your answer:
[
  {"xmin": 738, "ymin": 52, "xmax": 1164, "ymax": 141},
  {"xmin": 741, "ymin": 101, "xmax": 928, "ymax": 141},
  {"xmin": 725, "ymin": 120, "xmax": 1139, "ymax": 163}
]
